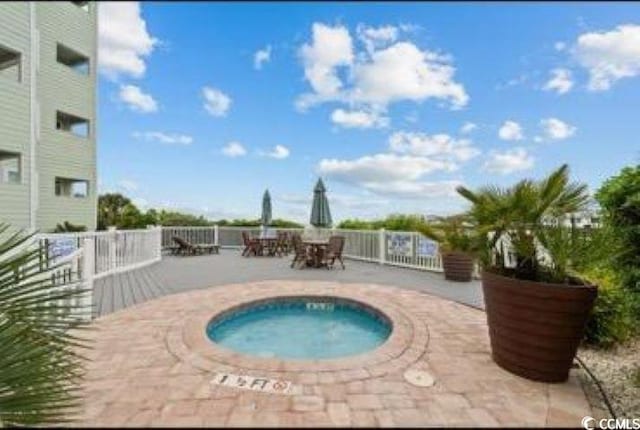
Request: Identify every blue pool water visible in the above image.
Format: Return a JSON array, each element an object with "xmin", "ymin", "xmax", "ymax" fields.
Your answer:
[{"xmin": 206, "ymin": 298, "xmax": 392, "ymax": 360}]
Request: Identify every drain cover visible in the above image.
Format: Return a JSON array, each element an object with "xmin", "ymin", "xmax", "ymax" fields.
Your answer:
[{"xmin": 404, "ymin": 368, "xmax": 435, "ymax": 387}]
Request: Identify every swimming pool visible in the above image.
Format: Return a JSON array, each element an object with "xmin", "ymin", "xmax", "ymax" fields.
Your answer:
[{"xmin": 206, "ymin": 297, "xmax": 392, "ymax": 360}]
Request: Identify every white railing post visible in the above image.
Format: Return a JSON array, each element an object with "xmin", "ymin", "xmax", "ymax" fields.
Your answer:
[
  {"xmin": 148, "ymin": 225, "xmax": 162, "ymax": 261},
  {"xmin": 81, "ymin": 237, "xmax": 95, "ymax": 321},
  {"xmin": 107, "ymin": 226, "xmax": 117, "ymax": 273},
  {"xmin": 214, "ymin": 224, "xmax": 219, "ymax": 247},
  {"xmin": 153, "ymin": 226, "xmax": 162, "ymax": 261},
  {"xmin": 378, "ymin": 228, "xmax": 386, "ymax": 265}
]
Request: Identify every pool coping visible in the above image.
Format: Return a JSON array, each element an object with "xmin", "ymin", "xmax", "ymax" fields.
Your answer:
[{"xmin": 167, "ymin": 287, "xmax": 430, "ymax": 384}]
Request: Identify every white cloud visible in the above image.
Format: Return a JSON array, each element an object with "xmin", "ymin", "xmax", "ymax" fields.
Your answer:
[
  {"xmin": 266, "ymin": 145, "xmax": 290, "ymax": 159},
  {"xmin": 483, "ymin": 147, "xmax": 534, "ymax": 174},
  {"xmin": 98, "ymin": 2, "xmax": 158, "ymax": 80},
  {"xmin": 318, "ymin": 153, "xmax": 455, "ymax": 184},
  {"xmin": 388, "ymin": 131, "xmax": 480, "ymax": 162},
  {"xmin": 253, "ymin": 45, "xmax": 272, "ymax": 70},
  {"xmin": 460, "ymin": 122, "xmax": 477, "ymax": 134},
  {"xmin": 543, "ymin": 68, "xmax": 574, "ymax": 95},
  {"xmin": 133, "ymin": 131, "xmax": 193, "ymax": 145},
  {"xmin": 574, "ymin": 24, "xmax": 640, "ymax": 91},
  {"xmin": 296, "ymin": 22, "xmax": 468, "ymax": 119},
  {"xmin": 360, "ymin": 180, "xmax": 462, "ymax": 199},
  {"xmin": 202, "ymin": 86, "xmax": 232, "ymax": 117},
  {"xmin": 317, "ymin": 153, "xmax": 463, "ymax": 199},
  {"xmin": 330, "ymin": 108, "xmax": 389, "ymax": 129},
  {"xmin": 498, "ymin": 120, "xmax": 524, "ymax": 141},
  {"xmin": 117, "ymin": 179, "xmax": 139, "ymax": 193},
  {"xmin": 357, "ymin": 24, "xmax": 399, "ymax": 53},
  {"xmin": 118, "ymin": 84, "xmax": 158, "ymax": 113},
  {"xmin": 221, "ymin": 141, "xmax": 247, "ymax": 158},
  {"xmin": 279, "ymin": 192, "xmax": 390, "ymax": 210},
  {"xmin": 351, "ymin": 41, "xmax": 468, "ymax": 109},
  {"xmin": 299, "ymin": 23, "xmax": 354, "ymax": 97},
  {"xmin": 539, "ymin": 118, "xmax": 576, "ymax": 140},
  {"xmin": 554, "ymin": 41, "xmax": 566, "ymax": 51}
]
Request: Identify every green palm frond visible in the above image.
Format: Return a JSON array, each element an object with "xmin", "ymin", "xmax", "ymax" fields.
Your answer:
[
  {"xmin": 0, "ymin": 224, "xmax": 90, "ymax": 426},
  {"xmin": 458, "ymin": 165, "xmax": 591, "ymax": 281}
]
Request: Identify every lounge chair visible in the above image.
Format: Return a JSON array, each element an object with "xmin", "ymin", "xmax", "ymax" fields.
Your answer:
[
  {"xmin": 172, "ymin": 236, "xmax": 219, "ymax": 256},
  {"xmin": 323, "ymin": 235, "xmax": 345, "ymax": 269}
]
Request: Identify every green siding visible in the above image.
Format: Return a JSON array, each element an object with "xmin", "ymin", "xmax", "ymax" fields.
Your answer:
[
  {"xmin": 36, "ymin": 2, "xmax": 97, "ymax": 231},
  {"xmin": 0, "ymin": 2, "xmax": 31, "ymax": 228},
  {"xmin": 0, "ymin": 2, "xmax": 97, "ymax": 232}
]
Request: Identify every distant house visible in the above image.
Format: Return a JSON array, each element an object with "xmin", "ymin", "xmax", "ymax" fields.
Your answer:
[
  {"xmin": 0, "ymin": 2, "xmax": 97, "ymax": 231},
  {"xmin": 542, "ymin": 210, "xmax": 602, "ymax": 229}
]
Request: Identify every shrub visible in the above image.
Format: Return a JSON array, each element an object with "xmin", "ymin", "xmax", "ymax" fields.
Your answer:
[
  {"xmin": 632, "ymin": 367, "xmax": 640, "ymax": 388},
  {"xmin": 416, "ymin": 215, "xmax": 479, "ymax": 254},
  {"xmin": 596, "ymin": 164, "xmax": 640, "ymax": 293},
  {"xmin": 582, "ymin": 266, "xmax": 636, "ymax": 348}
]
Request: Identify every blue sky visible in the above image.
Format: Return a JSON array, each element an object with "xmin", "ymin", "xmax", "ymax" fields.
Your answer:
[{"xmin": 98, "ymin": 2, "xmax": 640, "ymax": 222}]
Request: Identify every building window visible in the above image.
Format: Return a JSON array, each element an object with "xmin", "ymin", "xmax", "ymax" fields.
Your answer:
[
  {"xmin": 55, "ymin": 177, "xmax": 89, "ymax": 198},
  {"xmin": 0, "ymin": 44, "xmax": 21, "ymax": 83},
  {"xmin": 0, "ymin": 151, "xmax": 21, "ymax": 184},
  {"xmin": 57, "ymin": 43, "xmax": 89, "ymax": 75},
  {"xmin": 71, "ymin": 1, "xmax": 89, "ymax": 12},
  {"xmin": 56, "ymin": 111, "xmax": 90, "ymax": 138}
]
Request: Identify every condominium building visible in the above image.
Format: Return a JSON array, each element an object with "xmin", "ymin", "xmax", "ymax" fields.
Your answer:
[{"xmin": 0, "ymin": 1, "xmax": 97, "ymax": 232}]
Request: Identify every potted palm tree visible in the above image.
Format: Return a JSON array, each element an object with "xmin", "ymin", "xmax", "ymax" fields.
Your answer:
[
  {"xmin": 456, "ymin": 164, "xmax": 598, "ymax": 382},
  {"xmin": 417, "ymin": 215, "xmax": 478, "ymax": 282}
]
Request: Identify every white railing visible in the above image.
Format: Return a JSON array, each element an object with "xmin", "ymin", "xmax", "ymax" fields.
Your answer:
[
  {"xmin": 163, "ymin": 226, "xmax": 444, "ymax": 273},
  {"xmin": 46, "ymin": 243, "xmax": 93, "ymax": 321},
  {"xmin": 380, "ymin": 229, "xmax": 443, "ymax": 272},
  {"xmin": 37, "ymin": 226, "xmax": 162, "ymax": 280},
  {"xmin": 162, "ymin": 226, "xmax": 305, "ymax": 249},
  {"xmin": 32, "ymin": 227, "xmax": 162, "ymax": 321},
  {"xmin": 162, "ymin": 226, "xmax": 219, "ymax": 248},
  {"xmin": 333, "ymin": 228, "xmax": 380, "ymax": 263}
]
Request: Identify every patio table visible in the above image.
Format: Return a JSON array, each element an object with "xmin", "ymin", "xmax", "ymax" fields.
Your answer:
[{"xmin": 302, "ymin": 239, "xmax": 329, "ymax": 268}]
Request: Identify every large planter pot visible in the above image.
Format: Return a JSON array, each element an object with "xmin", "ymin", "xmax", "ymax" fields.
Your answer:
[
  {"xmin": 482, "ymin": 270, "xmax": 597, "ymax": 383},
  {"xmin": 441, "ymin": 252, "xmax": 474, "ymax": 282}
]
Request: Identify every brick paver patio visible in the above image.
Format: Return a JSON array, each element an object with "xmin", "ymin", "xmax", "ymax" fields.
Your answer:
[{"xmin": 76, "ymin": 280, "xmax": 591, "ymax": 427}]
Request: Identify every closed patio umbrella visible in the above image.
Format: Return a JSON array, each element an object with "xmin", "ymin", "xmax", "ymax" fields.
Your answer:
[
  {"xmin": 310, "ymin": 178, "xmax": 332, "ymax": 228},
  {"xmin": 261, "ymin": 189, "xmax": 272, "ymax": 227}
]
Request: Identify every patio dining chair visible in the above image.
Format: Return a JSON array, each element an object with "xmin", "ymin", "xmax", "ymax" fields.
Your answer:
[
  {"xmin": 322, "ymin": 235, "xmax": 346, "ymax": 269},
  {"xmin": 274, "ymin": 231, "xmax": 289, "ymax": 257},
  {"xmin": 290, "ymin": 233, "xmax": 310, "ymax": 268},
  {"xmin": 241, "ymin": 231, "xmax": 261, "ymax": 257}
]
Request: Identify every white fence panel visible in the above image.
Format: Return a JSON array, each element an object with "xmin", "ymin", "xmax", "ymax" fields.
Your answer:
[
  {"xmin": 163, "ymin": 226, "xmax": 306, "ymax": 249},
  {"xmin": 333, "ymin": 229, "xmax": 379, "ymax": 262},
  {"xmin": 384, "ymin": 230, "xmax": 443, "ymax": 272},
  {"xmin": 162, "ymin": 226, "xmax": 217, "ymax": 248},
  {"xmin": 38, "ymin": 227, "xmax": 162, "ymax": 279}
]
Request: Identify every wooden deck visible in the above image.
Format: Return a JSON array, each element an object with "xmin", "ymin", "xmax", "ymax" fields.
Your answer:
[{"xmin": 93, "ymin": 249, "xmax": 484, "ymax": 318}]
